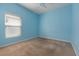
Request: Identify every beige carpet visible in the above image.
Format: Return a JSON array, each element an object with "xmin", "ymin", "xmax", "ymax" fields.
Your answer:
[{"xmin": 0, "ymin": 37, "xmax": 75, "ymax": 56}]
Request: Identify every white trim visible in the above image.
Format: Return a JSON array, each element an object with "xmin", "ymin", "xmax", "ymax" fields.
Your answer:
[
  {"xmin": 39, "ymin": 36, "xmax": 71, "ymax": 43},
  {"xmin": 70, "ymin": 41, "xmax": 79, "ymax": 56},
  {"xmin": 0, "ymin": 36, "xmax": 37, "ymax": 48},
  {"xmin": 0, "ymin": 36, "xmax": 70, "ymax": 47}
]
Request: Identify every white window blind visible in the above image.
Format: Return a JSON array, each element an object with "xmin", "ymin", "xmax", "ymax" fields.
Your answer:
[{"xmin": 5, "ymin": 13, "xmax": 21, "ymax": 38}]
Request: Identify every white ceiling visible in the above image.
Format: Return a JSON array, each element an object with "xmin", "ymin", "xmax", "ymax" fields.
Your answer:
[{"xmin": 20, "ymin": 3, "xmax": 69, "ymax": 14}]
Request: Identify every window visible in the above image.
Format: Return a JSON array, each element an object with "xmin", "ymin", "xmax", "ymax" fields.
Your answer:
[{"xmin": 5, "ymin": 13, "xmax": 21, "ymax": 38}]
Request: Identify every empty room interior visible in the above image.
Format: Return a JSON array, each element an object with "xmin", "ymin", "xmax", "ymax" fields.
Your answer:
[{"xmin": 0, "ymin": 3, "xmax": 79, "ymax": 56}]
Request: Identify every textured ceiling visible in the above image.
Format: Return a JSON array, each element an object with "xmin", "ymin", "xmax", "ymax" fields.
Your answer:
[{"xmin": 20, "ymin": 3, "xmax": 69, "ymax": 14}]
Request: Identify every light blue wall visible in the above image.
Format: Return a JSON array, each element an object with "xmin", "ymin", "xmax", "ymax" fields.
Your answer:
[
  {"xmin": 39, "ymin": 5, "xmax": 72, "ymax": 41},
  {"xmin": 1, "ymin": 3, "xmax": 79, "ymax": 56},
  {"xmin": 0, "ymin": 3, "xmax": 39, "ymax": 46},
  {"xmin": 72, "ymin": 4, "xmax": 79, "ymax": 55}
]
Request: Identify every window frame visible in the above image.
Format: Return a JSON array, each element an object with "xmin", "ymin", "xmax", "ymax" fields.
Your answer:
[{"xmin": 5, "ymin": 13, "xmax": 22, "ymax": 38}]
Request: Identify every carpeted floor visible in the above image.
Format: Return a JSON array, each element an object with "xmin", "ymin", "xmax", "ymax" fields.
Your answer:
[{"xmin": 0, "ymin": 37, "xmax": 75, "ymax": 56}]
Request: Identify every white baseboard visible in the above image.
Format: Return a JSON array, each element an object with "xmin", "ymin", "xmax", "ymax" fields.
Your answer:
[
  {"xmin": 0, "ymin": 36, "xmax": 70, "ymax": 47},
  {"xmin": 0, "ymin": 36, "xmax": 37, "ymax": 48},
  {"xmin": 39, "ymin": 36, "xmax": 71, "ymax": 43},
  {"xmin": 70, "ymin": 41, "xmax": 79, "ymax": 56}
]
